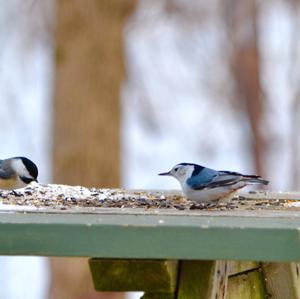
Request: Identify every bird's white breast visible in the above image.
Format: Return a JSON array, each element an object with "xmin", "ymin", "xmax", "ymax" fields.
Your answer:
[{"xmin": 181, "ymin": 181, "xmax": 246, "ymax": 202}]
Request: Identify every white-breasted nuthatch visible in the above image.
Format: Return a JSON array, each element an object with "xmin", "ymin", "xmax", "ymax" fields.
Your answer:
[
  {"xmin": 0, "ymin": 157, "xmax": 38, "ymax": 190},
  {"xmin": 159, "ymin": 163, "xmax": 268, "ymax": 202}
]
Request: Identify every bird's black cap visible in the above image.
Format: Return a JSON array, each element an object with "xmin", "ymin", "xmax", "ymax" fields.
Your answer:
[{"xmin": 18, "ymin": 157, "xmax": 38, "ymax": 181}]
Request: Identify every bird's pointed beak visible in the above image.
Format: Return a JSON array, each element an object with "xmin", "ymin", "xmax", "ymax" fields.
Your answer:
[{"xmin": 158, "ymin": 171, "xmax": 171, "ymax": 176}]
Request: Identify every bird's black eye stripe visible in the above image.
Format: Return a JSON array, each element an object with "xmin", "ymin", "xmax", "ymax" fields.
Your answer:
[{"xmin": 20, "ymin": 177, "xmax": 33, "ymax": 184}]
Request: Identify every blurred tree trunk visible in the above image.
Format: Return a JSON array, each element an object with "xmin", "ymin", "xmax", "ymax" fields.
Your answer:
[
  {"xmin": 289, "ymin": 1, "xmax": 300, "ymax": 189},
  {"xmin": 224, "ymin": 0, "xmax": 264, "ymax": 175},
  {"xmin": 51, "ymin": 1, "xmax": 135, "ymax": 299}
]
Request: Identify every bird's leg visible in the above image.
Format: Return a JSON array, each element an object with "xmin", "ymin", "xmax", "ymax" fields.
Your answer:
[{"xmin": 218, "ymin": 190, "xmax": 238, "ymax": 202}]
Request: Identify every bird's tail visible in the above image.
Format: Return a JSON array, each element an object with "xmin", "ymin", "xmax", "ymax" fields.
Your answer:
[{"xmin": 242, "ymin": 175, "xmax": 269, "ymax": 185}]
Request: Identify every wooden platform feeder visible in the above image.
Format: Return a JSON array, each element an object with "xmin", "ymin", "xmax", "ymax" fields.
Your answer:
[{"xmin": 1, "ymin": 183, "xmax": 300, "ymax": 298}]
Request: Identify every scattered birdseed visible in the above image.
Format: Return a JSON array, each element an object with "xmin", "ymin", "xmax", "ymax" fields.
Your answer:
[{"xmin": 0, "ymin": 183, "xmax": 298, "ymax": 213}]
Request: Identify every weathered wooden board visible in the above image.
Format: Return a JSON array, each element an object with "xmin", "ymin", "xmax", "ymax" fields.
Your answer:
[
  {"xmin": 227, "ymin": 268, "xmax": 266, "ymax": 299},
  {"xmin": 177, "ymin": 260, "xmax": 228, "ymax": 299},
  {"xmin": 262, "ymin": 262, "xmax": 300, "ymax": 299},
  {"xmin": 228, "ymin": 261, "xmax": 260, "ymax": 276},
  {"xmin": 89, "ymin": 259, "xmax": 177, "ymax": 293},
  {"xmin": 141, "ymin": 293, "xmax": 174, "ymax": 299}
]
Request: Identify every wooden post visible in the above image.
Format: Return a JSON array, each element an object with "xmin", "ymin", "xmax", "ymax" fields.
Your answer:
[
  {"xmin": 177, "ymin": 260, "xmax": 228, "ymax": 299},
  {"xmin": 51, "ymin": 1, "xmax": 135, "ymax": 298},
  {"xmin": 262, "ymin": 262, "xmax": 300, "ymax": 298}
]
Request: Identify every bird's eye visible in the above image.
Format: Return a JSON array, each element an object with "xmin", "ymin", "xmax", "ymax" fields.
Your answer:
[{"xmin": 174, "ymin": 167, "xmax": 178, "ymax": 172}]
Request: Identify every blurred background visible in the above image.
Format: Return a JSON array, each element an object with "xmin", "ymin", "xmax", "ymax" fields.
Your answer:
[{"xmin": 0, "ymin": 0, "xmax": 299, "ymax": 298}]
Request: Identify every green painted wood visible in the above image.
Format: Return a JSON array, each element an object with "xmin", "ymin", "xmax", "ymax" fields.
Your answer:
[
  {"xmin": 227, "ymin": 269, "xmax": 266, "ymax": 299},
  {"xmin": 177, "ymin": 260, "xmax": 228, "ymax": 299},
  {"xmin": 89, "ymin": 259, "xmax": 177, "ymax": 292},
  {"xmin": 262, "ymin": 262, "xmax": 300, "ymax": 298},
  {"xmin": 0, "ymin": 212, "xmax": 300, "ymax": 261}
]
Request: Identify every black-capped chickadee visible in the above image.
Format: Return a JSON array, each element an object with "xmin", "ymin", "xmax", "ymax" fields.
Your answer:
[{"xmin": 0, "ymin": 157, "xmax": 38, "ymax": 190}]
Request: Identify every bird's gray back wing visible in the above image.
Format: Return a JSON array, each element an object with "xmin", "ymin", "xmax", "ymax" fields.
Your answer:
[
  {"xmin": 189, "ymin": 170, "xmax": 243, "ymax": 190},
  {"xmin": 186, "ymin": 167, "xmax": 218, "ymax": 189},
  {"xmin": 205, "ymin": 171, "xmax": 243, "ymax": 188},
  {"xmin": 0, "ymin": 160, "xmax": 14, "ymax": 179}
]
